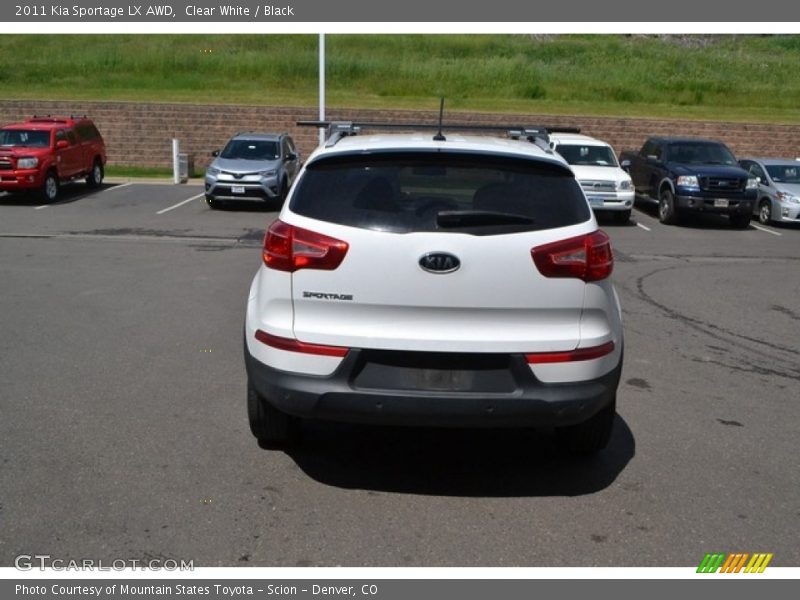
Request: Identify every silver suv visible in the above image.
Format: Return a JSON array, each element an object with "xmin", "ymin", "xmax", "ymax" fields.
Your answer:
[
  {"xmin": 244, "ymin": 122, "xmax": 624, "ymax": 456},
  {"xmin": 204, "ymin": 132, "xmax": 300, "ymax": 209}
]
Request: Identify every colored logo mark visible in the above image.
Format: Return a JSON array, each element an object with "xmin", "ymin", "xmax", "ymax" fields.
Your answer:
[{"xmin": 697, "ymin": 553, "xmax": 773, "ymax": 573}]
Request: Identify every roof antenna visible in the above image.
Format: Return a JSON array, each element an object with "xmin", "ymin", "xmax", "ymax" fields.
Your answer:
[{"xmin": 433, "ymin": 98, "xmax": 446, "ymax": 142}]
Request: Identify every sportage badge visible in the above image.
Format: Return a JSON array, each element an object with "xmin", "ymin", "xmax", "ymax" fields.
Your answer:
[{"xmin": 419, "ymin": 252, "xmax": 460, "ymax": 274}]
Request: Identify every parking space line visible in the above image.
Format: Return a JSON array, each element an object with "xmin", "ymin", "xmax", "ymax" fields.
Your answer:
[
  {"xmin": 751, "ymin": 224, "xmax": 782, "ymax": 236},
  {"xmin": 101, "ymin": 182, "xmax": 133, "ymax": 193},
  {"xmin": 156, "ymin": 193, "xmax": 205, "ymax": 215},
  {"xmin": 635, "ymin": 222, "xmax": 652, "ymax": 232}
]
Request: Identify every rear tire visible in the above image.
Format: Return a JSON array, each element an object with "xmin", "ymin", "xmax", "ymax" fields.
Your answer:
[
  {"xmin": 758, "ymin": 200, "xmax": 773, "ymax": 225},
  {"xmin": 41, "ymin": 171, "xmax": 59, "ymax": 203},
  {"xmin": 556, "ymin": 399, "xmax": 616, "ymax": 456},
  {"xmin": 613, "ymin": 209, "xmax": 631, "ymax": 225},
  {"xmin": 729, "ymin": 214, "xmax": 751, "ymax": 229},
  {"xmin": 658, "ymin": 188, "xmax": 679, "ymax": 225},
  {"xmin": 247, "ymin": 380, "xmax": 299, "ymax": 448},
  {"xmin": 86, "ymin": 159, "xmax": 104, "ymax": 188}
]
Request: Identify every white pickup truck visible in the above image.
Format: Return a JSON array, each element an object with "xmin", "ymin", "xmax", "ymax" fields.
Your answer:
[{"xmin": 550, "ymin": 132, "xmax": 635, "ymax": 224}]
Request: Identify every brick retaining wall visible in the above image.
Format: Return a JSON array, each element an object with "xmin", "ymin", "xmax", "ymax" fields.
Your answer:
[{"xmin": 2, "ymin": 100, "xmax": 798, "ymax": 172}]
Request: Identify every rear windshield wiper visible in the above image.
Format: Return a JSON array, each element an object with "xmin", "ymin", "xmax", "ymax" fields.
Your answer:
[{"xmin": 436, "ymin": 210, "xmax": 535, "ymax": 228}]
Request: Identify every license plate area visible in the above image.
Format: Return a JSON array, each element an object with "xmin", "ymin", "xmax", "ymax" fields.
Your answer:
[
  {"xmin": 231, "ymin": 185, "xmax": 245, "ymax": 194},
  {"xmin": 714, "ymin": 198, "xmax": 730, "ymax": 208},
  {"xmin": 587, "ymin": 196, "xmax": 605, "ymax": 208},
  {"xmin": 352, "ymin": 351, "xmax": 516, "ymax": 393}
]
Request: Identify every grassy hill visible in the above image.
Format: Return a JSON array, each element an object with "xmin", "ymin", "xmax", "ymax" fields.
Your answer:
[{"xmin": 2, "ymin": 34, "xmax": 800, "ymax": 123}]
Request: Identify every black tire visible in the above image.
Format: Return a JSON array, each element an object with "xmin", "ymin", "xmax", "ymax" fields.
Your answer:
[
  {"xmin": 85, "ymin": 159, "xmax": 104, "ymax": 188},
  {"xmin": 613, "ymin": 209, "xmax": 632, "ymax": 225},
  {"xmin": 205, "ymin": 194, "xmax": 222, "ymax": 210},
  {"xmin": 729, "ymin": 214, "xmax": 751, "ymax": 229},
  {"xmin": 277, "ymin": 179, "xmax": 289, "ymax": 207},
  {"xmin": 247, "ymin": 380, "xmax": 299, "ymax": 448},
  {"xmin": 658, "ymin": 188, "xmax": 679, "ymax": 225},
  {"xmin": 556, "ymin": 399, "xmax": 616, "ymax": 456},
  {"xmin": 758, "ymin": 199, "xmax": 772, "ymax": 225},
  {"xmin": 41, "ymin": 171, "xmax": 59, "ymax": 203}
]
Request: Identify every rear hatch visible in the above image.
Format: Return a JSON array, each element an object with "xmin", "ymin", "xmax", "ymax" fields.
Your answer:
[{"xmin": 283, "ymin": 150, "xmax": 595, "ymax": 353}]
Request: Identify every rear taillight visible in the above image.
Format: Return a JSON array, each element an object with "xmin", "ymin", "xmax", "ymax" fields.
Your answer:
[
  {"xmin": 531, "ymin": 230, "xmax": 613, "ymax": 282},
  {"xmin": 526, "ymin": 341, "xmax": 615, "ymax": 364},
  {"xmin": 262, "ymin": 220, "xmax": 349, "ymax": 272},
  {"xmin": 255, "ymin": 330, "xmax": 349, "ymax": 358}
]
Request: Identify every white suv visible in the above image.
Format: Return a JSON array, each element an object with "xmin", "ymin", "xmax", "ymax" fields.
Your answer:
[
  {"xmin": 549, "ymin": 132, "xmax": 634, "ymax": 224},
  {"xmin": 244, "ymin": 123, "xmax": 624, "ymax": 455}
]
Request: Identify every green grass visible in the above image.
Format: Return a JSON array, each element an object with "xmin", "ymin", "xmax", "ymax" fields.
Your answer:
[{"xmin": 2, "ymin": 34, "xmax": 800, "ymax": 122}]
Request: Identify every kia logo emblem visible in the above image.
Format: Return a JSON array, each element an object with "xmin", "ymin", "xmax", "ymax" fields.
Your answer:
[{"xmin": 419, "ymin": 252, "xmax": 460, "ymax": 274}]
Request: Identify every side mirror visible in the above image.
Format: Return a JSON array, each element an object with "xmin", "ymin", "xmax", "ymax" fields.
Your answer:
[
  {"xmin": 287, "ymin": 152, "xmax": 298, "ymax": 161},
  {"xmin": 211, "ymin": 150, "xmax": 219, "ymax": 157},
  {"xmin": 56, "ymin": 140, "xmax": 69, "ymax": 150},
  {"xmin": 646, "ymin": 154, "xmax": 660, "ymax": 163},
  {"xmin": 620, "ymin": 159, "xmax": 631, "ymax": 169}
]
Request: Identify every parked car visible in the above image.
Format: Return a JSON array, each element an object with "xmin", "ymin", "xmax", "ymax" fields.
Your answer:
[
  {"xmin": 550, "ymin": 132, "xmax": 634, "ymax": 224},
  {"xmin": 619, "ymin": 137, "xmax": 757, "ymax": 228},
  {"xmin": 738, "ymin": 158, "xmax": 800, "ymax": 225},
  {"xmin": 0, "ymin": 115, "xmax": 106, "ymax": 202},
  {"xmin": 204, "ymin": 132, "xmax": 300, "ymax": 209},
  {"xmin": 244, "ymin": 122, "xmax": 624, "ymax": 455}
]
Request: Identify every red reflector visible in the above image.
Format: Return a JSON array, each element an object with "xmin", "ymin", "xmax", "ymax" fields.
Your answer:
[
  {"xmin": 262, "ymin": 219, "xmax": 349, "ymax": 272},
  {"xmin": 525, "ymin": 341, "xmax": 615, "ymax": 364},
  {"xmin": 531, "ymin": 230, "xmax": 613, "ymax": 282},
  {"xmin": 255, "ymin": 329, "xmax": 349, "ymax": 358}
]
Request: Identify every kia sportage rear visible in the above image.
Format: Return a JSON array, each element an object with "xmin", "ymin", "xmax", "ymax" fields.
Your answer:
[{"xmin": 244, "ymin": 126, "xmax": 623, "ymax": 455}]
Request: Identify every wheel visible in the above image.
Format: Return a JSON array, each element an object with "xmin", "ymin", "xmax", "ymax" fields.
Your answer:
[
  {"xmin": 729, "ymin": 214, "xmax": 751, "ymax": 229},
  {"xmin": 205, "ymin": 195, "xmax": 222, "ymax": 210},
  {"xmin": 556, "ymin": 399, "xmax": 616, "ymax": 456},
  {"xmin": 277, "ymin": 179, "xmax": 289, "ymax": 207},
  {"xmin": 41, "ymin": 171, "xmax": 59, "ymax": 203},
  {"xmin": 613, "ymin": 209, "xmax": 631, "ymax": 225},
  {"xmin": 85, "ymin": 159, "xmax": 104, "ymax": 188},
  {"xmin": 758, "ymin": 200, "xmax": 772, "ymax": 225},
  {"xmin": 658, "ymin": 188, "xmax": 680, "ymax": 225},
  {"xmin": 247, "ymin": 380, "xmax": 299, "ymax": 448}
]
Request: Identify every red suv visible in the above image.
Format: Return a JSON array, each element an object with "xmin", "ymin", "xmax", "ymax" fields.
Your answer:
[{"xmin": 0, "ymin": 116, "xmax": 106, "ymax": 202}]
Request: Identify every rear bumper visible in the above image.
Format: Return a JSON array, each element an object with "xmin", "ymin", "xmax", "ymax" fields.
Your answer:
[{"xmin": 244, "ymin": 345, "xmax": 623, "ymax": 428}]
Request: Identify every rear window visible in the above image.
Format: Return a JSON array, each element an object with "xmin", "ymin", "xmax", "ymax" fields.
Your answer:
[{"xmin": 290, "ymin": 152, "xmax": 590, "ymax": 235}]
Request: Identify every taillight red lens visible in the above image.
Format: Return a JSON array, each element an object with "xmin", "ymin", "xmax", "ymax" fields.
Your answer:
[
  {"xmin": 255, "ymin": 329, "xmax": 349, "ymax": 357},
  {"xmin": 531, "ymin": 230, "xmax": 613, "ymax": 282},
  {"xmin": 526, "ymin": 341, "xmax": 615, "ymax": 364},
  {"xmin": 262, "ymin": 220, "xmax": 349, "ymax": 272}
]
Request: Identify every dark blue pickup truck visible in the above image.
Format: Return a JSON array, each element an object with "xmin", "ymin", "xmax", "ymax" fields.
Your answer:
[{"xmin": 619, "ymin": 137, "xmax": 757, "ymax": 228}]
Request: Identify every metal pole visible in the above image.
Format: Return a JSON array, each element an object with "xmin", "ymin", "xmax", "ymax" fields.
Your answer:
[
  {"xmin": 319, "ymin": 33, "xmax": 325, "ymax": 146},
  {"xmin": 172, "ymin": 138, "xmax": 180, "ymax": 184}
]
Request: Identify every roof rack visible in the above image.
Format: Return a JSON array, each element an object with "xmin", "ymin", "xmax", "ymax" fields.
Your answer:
[{"xmin": 297, "ymin": 120, "xmax": 580, "ymax": 152}]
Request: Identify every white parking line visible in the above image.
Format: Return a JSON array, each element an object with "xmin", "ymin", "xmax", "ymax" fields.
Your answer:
[
  {"xmin": 101, "ymin": 182, "xmax": 133, "ymax": 193},
  {"xmin": 751, "ymin": 224, "xmax": 782, "ymax": 236},
  {"xmin": 156, "ymin": 193, "xmax": 205, "ymax": 215},
  {"xmin": 636, "ymin": 222, "xmax": 652, "ymax": 232},
  {"xmin": 33, "ymin": 205, "xmax": 49, "ymax": 210}
]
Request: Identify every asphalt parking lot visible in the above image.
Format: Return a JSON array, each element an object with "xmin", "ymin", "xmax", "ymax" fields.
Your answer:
[{"xmin": 1, "ymin": 181, "xmax": 798, "ymax": 567}]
